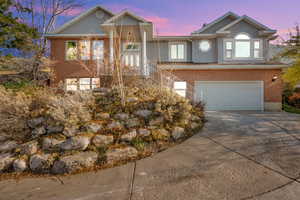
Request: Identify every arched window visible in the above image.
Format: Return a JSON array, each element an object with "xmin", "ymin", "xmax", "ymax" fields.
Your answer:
[
  {"xmin": 235, "ymin": 33, "xmax": 250, "ymax": 40},
  {"xmin": 235, "ymin": 33, "xmax": 251, "ymax": 58}
]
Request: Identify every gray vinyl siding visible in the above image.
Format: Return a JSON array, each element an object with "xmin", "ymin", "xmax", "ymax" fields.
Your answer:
[
  {"xmin": 192, "ymin": 39, "xmax": 217, "ymax": 63},
  {"xmin": 147, "ymin": 41, "xmax": 192, "ymax": 63},
  {"xmin": 217, "ymin": 21, "xmax": 269, "ymax": 64},
  {"xmin": 200, "ymin": 17, "xmax": 236, "ymax": 34},
  {"xmin": 60, "ymin": 11, "xmax": 111, "ymax": 34}
]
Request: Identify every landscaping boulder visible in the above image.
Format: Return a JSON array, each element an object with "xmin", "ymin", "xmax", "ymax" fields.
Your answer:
[
  {"xmin": 135, "ymin": 110, "xmax": 152, "ymax": 118},
  {"xmin": 126, "ymin": 97, "xmax": 139, "ymax": 103},
  {"xmin": 126, "ymin": 118, "xmax": 140, "ymax": 128},
  {"xmin": 42, "ymin": 137, "xmax": 65, "ymax": 151},
  {"xmin": 138, "ymin": 128, "xmax": 151, "ymax": 137},
  {"xmin": 121, "ymin": 130, "xmax": 137, "ymax": 142},
  {"xmin": 171, "ymin": 127, "xmax": 185, "ymax": 140},
  {"xmin": 27, "ymin": 117, "xmax": 45, "ymax": 128},
  {"xmin": 85, "ymin": 122, "xmax": 102, "ymax": 133},
  {"xmin": 191, "ymin": 115, "xmax": 201, "ymax": 121},
  {"xmin": 52, "ymin": 151, "xmax": 98, "ymax": 174},
  {"xmin": 63, "ymin": 126, "xmax": 79, "ymax": 137},
  {"xmin": 60, "ymin": 136, "xmax": 90, "ymax": 151},
  {"xmin": 149, "ymin": 116, "xmax": 164, "ymax": 126},
  {"xmin": 106, "ymin": 147, "xmax": 138, "ymax": 164},
  {"xmin": 92, "ymin": 135, "xmax": 114, "ymax": 147},
  {"xmin": 31, "ymin": 127, "xmax": 46, "ymax": 138},
  {"xmin": 13, "ymin": 159, "xmax": 27, "ymax": 172},
  {"xmin": 95, "ymin": 112, "xmax": 110, "ymax": 120},
  {"xmin": 20, "ymin": 141, "xmax": 38, "ymax": 155},
  {"xmin": 0, "ymin": 140, "xmax": 18, "ymax": 152},
  {"xmin": 115, "ymin": 113, "xmax": 130, "ymax": 121},
  {"xmin": 107, "ymin": 121, "xmax": 123, "ymax": 130},
  {"xmin": 0, "ymin": 153, "xmax": 14, "ymax": 171},
  {"xmin": 152, "ymin": 129, "xmax": 170, "ymax": 140},
  {"xmin": 0, "ymin": 135, "xmax": 8, "ymax": 142},
  {"xmin": 46, "ymin": 125, "xmax": 64, "ymax": 134},
  {"xmin": 29, "ymin": 153, "xmax": 54, "ymax": 173}
]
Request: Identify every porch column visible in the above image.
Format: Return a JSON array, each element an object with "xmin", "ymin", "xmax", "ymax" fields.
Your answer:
[
  {"xmin": 109, "ymin": 30, "xmax": 114, "ymax": 70},
  {"xmin": 143, "ymin": 31, "xmax": 148, "ymax": 76}
]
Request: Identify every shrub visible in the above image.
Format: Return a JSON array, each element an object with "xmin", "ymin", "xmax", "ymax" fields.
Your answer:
[{"xmin": 288, "ymin": 93, "xmax": 300, "ymax": 108}]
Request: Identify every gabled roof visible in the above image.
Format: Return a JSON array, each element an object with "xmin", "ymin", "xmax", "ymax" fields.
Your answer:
[
  {"xmin": 216, "ymin": 15, "xmax": 276, "ymax": 34},
  {"xmin": 103, "ymin": 10, "xmax": 151, "ymax": 24},
  {"xmin": 51, "ymin": 5, "xmax": 114, "ymax": 34},
  {"xmin": 192, "ymin": 11, "xmax": 240, "ymax": 34}
]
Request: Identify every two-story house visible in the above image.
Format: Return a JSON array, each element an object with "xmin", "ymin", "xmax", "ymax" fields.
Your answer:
[{"xmin": 46, "ymin": 5, "xmax": 287, "ymax": 111}]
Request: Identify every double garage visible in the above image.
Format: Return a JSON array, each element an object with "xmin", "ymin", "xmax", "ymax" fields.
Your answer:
[
  {"xmin": 165, "ymin": 68, "xmax": 283, "ymax": 111},
  {"xmin": 194, "ymin": 81, "xmax": 264, "ymax": 111}
]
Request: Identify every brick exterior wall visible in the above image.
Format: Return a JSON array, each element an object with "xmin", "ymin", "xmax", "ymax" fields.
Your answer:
[{"xmin": 163, "ymin": 69, "xmax": 283, "ymax": 103}]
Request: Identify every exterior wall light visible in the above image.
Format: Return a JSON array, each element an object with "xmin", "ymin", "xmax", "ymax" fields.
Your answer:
[{"xmin": 272, "ymin": 75, "xmax": 278, "ymax": 82}]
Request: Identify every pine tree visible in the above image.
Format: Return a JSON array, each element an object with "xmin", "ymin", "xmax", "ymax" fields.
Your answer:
[
  {"xmin": 282, "ymin": 25, "xmax": 300, "ymax": 87},
  {"xmin": 0, "ymin": 0, "xmax": 38, "ymax": 55}
]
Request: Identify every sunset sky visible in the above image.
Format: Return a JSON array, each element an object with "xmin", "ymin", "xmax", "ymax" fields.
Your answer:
[{"xmin": 59, "ymin": 0, "xmax": 299, "ymax": 38}]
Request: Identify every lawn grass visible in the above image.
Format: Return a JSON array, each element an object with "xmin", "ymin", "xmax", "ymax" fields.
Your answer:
[{"xmin": 283, "ymin": 104, "xmax": 300, "ymax": 114}]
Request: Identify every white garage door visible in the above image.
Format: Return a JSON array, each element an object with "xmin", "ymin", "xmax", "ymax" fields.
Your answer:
[{"xmin": 194, "ymin": 81, "xmax": 264, "ymax": 111}]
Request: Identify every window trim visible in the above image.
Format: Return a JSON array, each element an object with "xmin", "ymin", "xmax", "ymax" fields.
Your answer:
[
  {"xmin": 79, "ymin": 40, "xmax": 91, "ymax": 61},
  {"xmin": 92, "ymin": 40, "xmax": 104, "ymax": 60},
  {"xmin": 199, "ymin": 40, "xmax": 211, "ymax": 52},
  {"xmin": 65, "ymin": 40, "xmax": 78, "ymax": 61},
  {"xmin": 168, "ymin": 42, "xmax": 187, "ymax": 61},
  {"xmin": 65, "ymin": 77, "xmax": 100, "ymax": 91},
  {"xmin": 223, "ymin": 37, "xmax": 264, "ymax": 61}
]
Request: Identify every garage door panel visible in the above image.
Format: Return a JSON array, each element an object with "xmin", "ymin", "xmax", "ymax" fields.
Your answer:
[{"xmin": 195, "ymin": 81, "xmax": 263, "ymax": 111}]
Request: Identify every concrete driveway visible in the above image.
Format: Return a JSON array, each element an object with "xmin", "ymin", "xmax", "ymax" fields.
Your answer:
[{"xmin": 1, "ymin": 111, "xmax": 300, "ymax": 200}]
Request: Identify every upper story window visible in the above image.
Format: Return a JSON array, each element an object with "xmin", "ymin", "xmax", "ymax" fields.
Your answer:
[
  {"xmin": 224, "ymin": 33, "xmax": 263, "ymax": 60},
  {"xmin": 124, "ymin": 43, "xmax": 140, "ymax": 51},
  {"xmin": 93, "ymin": 40, "xmax": 104, "ymax": 60},
  {"xmin": 169, "ymin": 42, "xmax": 185, "ymax": 60},
  {"xmin": 199, "ymin": 40, "xmax": 211, "ymax": 52},
  {"xmin": 66, "ymin": 41, "xmax": 78, "ymax": 60},
  {"xmin": 235, "ymin": 33, "xmax": 251, "ymax": 58},
  {"xmin": 79, "ymin": 40, "xmax": 91, "ymax": 60}
]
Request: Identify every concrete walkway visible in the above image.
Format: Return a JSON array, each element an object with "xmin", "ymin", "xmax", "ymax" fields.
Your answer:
[{"xmin": 1, "ymin": 111, "xmax": 300, "ymax": 200}]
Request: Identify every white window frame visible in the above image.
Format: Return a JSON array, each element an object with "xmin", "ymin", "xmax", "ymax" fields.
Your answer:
[
  {"xmin": 234, "ymin": 33, "xmax": 251, "ymax": 59},
  {"xmin": 223, "ymin": 33, "xmax": 264, "ymax": 61},
  {"xmin": 92, "ymin": 40, "xmax": 104, "ymax": 60},
  {"xmin": 169, "ymin": 42, "xmax": 187, "ymax": 61},
  {"xmin": 173, "ymin": 81, "xmax": 187, "ymax": 98},
  {"xmin": 199, "ymin": 40, "xmax": 211, "ymax": 52},
  {"xmin": 65, "ymin": 41, "xmax": 78, "ymax": 61},
  {"xmin": 65, "ymin": 78, "xmax": 78, "ymax": 91},
  {"xmin": 253, "ymin": 39, "xmax": 263, "ymax": 59},
  {"xmin": 79, "ymin": 40, "xmax": 91, "ymax": 60},
  {"xmin": 65, "ymin": 78, "xmax": 100, "ymax": 91}
]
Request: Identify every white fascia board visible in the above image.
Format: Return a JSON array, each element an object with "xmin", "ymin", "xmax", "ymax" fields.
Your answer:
[
  {"xmin": 158, "ymin": 64, "xmax": 289, "ymax": 70},
  {"xmin": 45, "ymin": 33, "xmax": 107, "ymax": 38}
]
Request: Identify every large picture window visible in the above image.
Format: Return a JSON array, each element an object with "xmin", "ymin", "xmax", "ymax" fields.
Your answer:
[
  {"xmin": 234, "ymin": 34, "xmax": 251, "ymax": 58},
  {"xmin": 169, "ymin": 43, "xmax": 185, "ymax": 60},
  {"xmin": 224, "ymin": 33, "xmax": 263, "ymax": 60},
  {"xmin": 66, "ymin": 41, "xmax": 78, "ymax": 60}
]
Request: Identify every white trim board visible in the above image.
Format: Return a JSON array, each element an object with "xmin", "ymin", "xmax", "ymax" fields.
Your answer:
[{"xmin": 158, "ymin": 64, "xmax": 289, "ymax": 70}]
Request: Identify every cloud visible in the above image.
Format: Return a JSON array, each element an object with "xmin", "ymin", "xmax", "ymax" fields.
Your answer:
[{"xmin": 63, "ymin": 7, "xmax": 86, "ymax": 16}]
